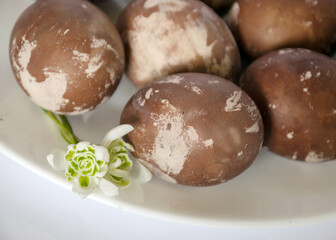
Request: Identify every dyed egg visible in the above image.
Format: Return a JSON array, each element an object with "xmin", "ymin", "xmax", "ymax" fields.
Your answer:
[
  {"xmin": 228, "ymin": 0, "xmax": 336, "ymax": 58},
  {"xmin": 117, "ymin": 0, "xmax": 241, "ymax": 88},
  {"xmin": 201, "ymin": 0, "xmax": 234, "ymax": 10},
  {"xmin": 121, "ymin": 73, "xmax": 263, "ymax": 186},
  {"xmin": 9, "ymin": 0, "xmax": 125, "ymax": 115},
  {"xmin": 241, "ymin": 48, "xmax": 336, "ymax": 162}
]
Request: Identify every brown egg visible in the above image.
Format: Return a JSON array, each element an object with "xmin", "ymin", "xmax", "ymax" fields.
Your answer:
[
  {"xmin": 117, "ymin": 0, "xmax": 241, "ymax": 88},
  {"xmin": 241, "ymin": 48, "xmax": 336, "ymax": 162},
  {"xmin": 121, "ymin": 73, "xmax": 263, "ymax": 186},
  {"xmin": 201, "ymin": 0, "xmax": 234, "ymax": 10},
  {"xmin": 89, "ymin": 0, "xmax": 105, "ymax": 4},
  {"xmin": 9, "ymin": 0, "xmax": 124, "ymax": 115},
  {"xmin": 228, "ymin": 0, "xmax": 336, "ymax": 59}
]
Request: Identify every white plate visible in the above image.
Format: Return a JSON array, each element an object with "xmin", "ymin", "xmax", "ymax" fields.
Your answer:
[{"xmin": 1, "ymin": 0, "xmax": 336, "ymax": 228}]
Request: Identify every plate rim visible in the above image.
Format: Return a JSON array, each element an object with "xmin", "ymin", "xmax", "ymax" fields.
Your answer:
[{"xmin": 1, "ymin": 140, "xmax": 336, "ymax": 229}]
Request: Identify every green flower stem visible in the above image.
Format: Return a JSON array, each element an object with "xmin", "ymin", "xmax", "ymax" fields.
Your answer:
[{"xmin": 42, "ymin": 108, "xmax": 79, "ymax": 145}]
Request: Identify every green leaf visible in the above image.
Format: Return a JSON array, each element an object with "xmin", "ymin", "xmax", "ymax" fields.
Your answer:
[{"xmin": 41, "ymin": 108, "xmax": 79, "ymax": 145}]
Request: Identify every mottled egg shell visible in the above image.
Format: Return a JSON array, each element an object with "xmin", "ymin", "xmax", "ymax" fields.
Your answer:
[
  {"xmin": 9, "ymin": 0, "xmax": 124, "ymax": 115},
  {"xmin": 241, "ymin": 48, "xmax": 336, "ymax": 162},
  {"xmin": 117, "ymin": 0, "xmax": 241, "ymax": 88},
  {"xmin": 228, "ymin": 0, "xmax": 336, "ymax": 59},
  {"xmin": 201, "ymin": 0, "xmax": 234, "ymax": 10},
  {"xmin": 120, "ymin": 73, "xmax": 263, "ymax": 186}
]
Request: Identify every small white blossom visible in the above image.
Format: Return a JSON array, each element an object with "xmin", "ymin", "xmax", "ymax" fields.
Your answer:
[{"xmin": 47, "ymin": 124, "xmax": 152, "ymax": 198}]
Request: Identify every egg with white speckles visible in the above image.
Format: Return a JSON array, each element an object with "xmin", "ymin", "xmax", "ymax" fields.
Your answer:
[
  {"xmin": 241, "ymin": 48, "xmax": 336, "ymax": 162},
  {"xmin": 120, "ymin": 73, "xmax": 264, "ymax": 186},
  {"xmin": 228, "ymin": 0, "xmax": 336, "ymax": 58},
  {"xmin": 117, "ymin": 0, "xmax": 241, "ymax": 88},
  {"xmin": 201, "ymin": 0, "xmax": 234, "ymax": 10},
  {"xmin": 9, "ymin": 0, "xmax": 124, "ymax": 115}
]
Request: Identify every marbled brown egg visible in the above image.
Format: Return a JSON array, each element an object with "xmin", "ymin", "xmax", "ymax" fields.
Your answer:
[
  {"xmin": 117, "ymin": 0, "xmax": 241, "ymax": 88},
  {"xmin": 201, "ymin": 0, "xmax": 234, "ymax": 10},
  {"xmin": 228, "ymin": 0, "xmax": 336, "ymax": 59},
  {"xmin": 241, "ymin": 48, "xmax": 336, "ymax": 162},
  {"xmin": 121, "ymin": 73, "xmax": 263, "ymax": 186},
  {"xmin": 9, "ymin": 0, "xmax": 124, "ymax": 115}
]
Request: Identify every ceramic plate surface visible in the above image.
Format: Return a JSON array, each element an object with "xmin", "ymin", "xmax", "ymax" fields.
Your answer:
[{"xmin": 1, "ymin": 0, "xmax": 336, "ymax": 228}]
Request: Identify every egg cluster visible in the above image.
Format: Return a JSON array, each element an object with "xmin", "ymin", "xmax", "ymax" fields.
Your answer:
[{"xmin": 9, "ymin": 0, "xmax": 336, "ymax": 186}]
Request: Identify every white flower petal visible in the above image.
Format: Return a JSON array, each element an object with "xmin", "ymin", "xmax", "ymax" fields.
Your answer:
[
  {"xmin": 72, "ymin": 176, "xmax": 98, "ymax": 198},
  {"xmin": 124, "ymin": 143, "xmax": 135, "ymax": 152},
  {"xmin": 96, "ymin": 165, "xmax": 108, "ymax": 178},
  {"xmin": 74, "ymin": 190, "xmax": 89, "ymax": 199},
  {"xmin": 47, "ymin": 149, "xmax": 66, "ymax": 171},
  {"xmin": 77, "ymin": 193, "xmax": 89, "ymax": 199},
  {"xmin": 94, "ymin": 145, "xmax": 109, "ymax": 162},
  {"xmin": 99, "ymin": 178, "xmax": 119, "ymax": 197},
  {"xmin": 72, "ymin": 180, "xmax": 89, "ymax": 199},
  {"xmin": 67, "ymin": 144, "xmax": 76, "ymax": 151},
  {"xmin": 109, "ymin": 158, "xmax": 122, "ymax": 168},
  {"xmin": 109, "ymin": 168, "xmax": 129, "ymax": 178},
  {"xmin": 92, "ymin": 176, "xmax": 100, "ymax": 186},
  {"xmin": 101, "ymin": 124, "xmax": 134, "ymax": 148},
  {"xmin": 76, "ymin": 141, "xmax": 91, "ymax": 151},
  {"xmin": 130, "ymin": 159, "xmax": 152, "ymax": 184}
]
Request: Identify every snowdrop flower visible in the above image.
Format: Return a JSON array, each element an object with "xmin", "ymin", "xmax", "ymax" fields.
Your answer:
[{"xmin": 47, "ymin": 124, "xmax": 152, "ymax": 198}]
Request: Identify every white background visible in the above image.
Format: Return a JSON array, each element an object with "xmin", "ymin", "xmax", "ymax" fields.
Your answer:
[{"xmin": 1, "ymin": 151, "xmax": 336, "ymax": 240}]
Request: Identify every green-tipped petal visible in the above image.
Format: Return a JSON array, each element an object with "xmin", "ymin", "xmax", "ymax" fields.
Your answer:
[{"xmin": 72, "ymin": 176, "xmax": 99, "ymax": 199}]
